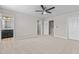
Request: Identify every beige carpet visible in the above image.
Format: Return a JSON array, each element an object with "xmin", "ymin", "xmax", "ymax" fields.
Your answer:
[{"xmin": 0, "ymin": 36, "xmax": 79, "ymax": 54}]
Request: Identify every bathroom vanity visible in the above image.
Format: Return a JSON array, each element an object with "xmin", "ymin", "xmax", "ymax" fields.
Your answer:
[{"xmin": 1, "ymin": 29, "xmax": 13, "ymax": 39}]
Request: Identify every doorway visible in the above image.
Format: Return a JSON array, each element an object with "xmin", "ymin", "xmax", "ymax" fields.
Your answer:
[
  {"xmin": 1, "ymin": 16, "xmax": 15, "ymax": 39},
  {"xmin": 37, "ymin": 20, "xmax": 41, "ymax": 35},
  {"xmin": 49, "ymin": 20, "xmax": 54, "ymax": 35}
]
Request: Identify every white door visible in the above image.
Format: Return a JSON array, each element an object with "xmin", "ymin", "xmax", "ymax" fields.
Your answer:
[{"xmin": 68, "ymin": 16, "xmax": 79, "ymax": 40}]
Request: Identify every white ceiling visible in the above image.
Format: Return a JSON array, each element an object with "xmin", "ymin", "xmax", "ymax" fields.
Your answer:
[{"xmin": 1, "ymin": 5, "xmax": 79, "ymax": 18}]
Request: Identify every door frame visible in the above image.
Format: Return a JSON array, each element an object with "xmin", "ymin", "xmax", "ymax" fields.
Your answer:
[
  {"xmin": 49, "ymin": 20, "xmax": 54, "ymax": 36},
  {"xmin": 0, "ymin": 15, "xmax": 15, "ymax": 39}
]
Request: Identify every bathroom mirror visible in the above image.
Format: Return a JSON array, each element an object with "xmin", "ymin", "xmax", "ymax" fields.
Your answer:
[{"xmin": 2, "ymin": 16, "xmax": 14, "ymax": 30}]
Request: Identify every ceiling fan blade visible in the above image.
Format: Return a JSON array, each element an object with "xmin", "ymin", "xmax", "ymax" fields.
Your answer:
[
  {"xmin": 35, "ymin": 10, "xmax": 43, "ymax": 12},
  {"xmin": 46, "ymin": 11, "xmax": 52, "ymax": 13},
  {"xmin": 41, "ymin": 5, "xmax": 45, "ymax": 10},
  {"xmin": 46, "ymin": 7, "xmax": 55, "ymax": 11}
]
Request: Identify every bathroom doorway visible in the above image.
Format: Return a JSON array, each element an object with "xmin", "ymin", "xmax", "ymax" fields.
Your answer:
[
  {"xmin": 1, "ymin": 16, "xmax": 15, "ymax": 39},
  {"xmin": 49, "ymin": 20, "xmax": 54, "ymax": 36}
]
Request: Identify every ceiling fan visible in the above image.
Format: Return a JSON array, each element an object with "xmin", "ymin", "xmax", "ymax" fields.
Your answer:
[{"xmin": 35, "ymin": 5, "xmax": 55, "ymax": 15}]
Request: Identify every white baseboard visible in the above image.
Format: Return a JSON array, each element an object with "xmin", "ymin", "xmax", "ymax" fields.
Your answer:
[
  {"xmin": 15, "ymin": 34, "xmax": 38, "ymax": 40},
  {"xmin": 54, "ymin": 35, "xmax": 67, "ymax": 39},
  {"xmin": 15, "ymin": 34, "xmax": 68, "ymax": 40},
  {"xmin": 69, "ymin": 37, "xmax": 79, "ymax": 40}
]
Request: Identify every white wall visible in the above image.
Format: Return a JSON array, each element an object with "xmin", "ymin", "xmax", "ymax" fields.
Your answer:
[
  {"xmin": 0, "ymin": 8, "xmax": 39, "ymax": 40},
  {"xmin": 44, "ymin": 20, "xmax": 49, "ymax": 35},
  {"xmin": 38, "ymin": 18, "xmax": 45, "ymax": 35},
  {"xmin": 44, "ymin": 11, "xmax": 79, "ymax": 39},
  {"xmin": 54, "ymin": 15, "xmax": 68, "ymax": 39},
  {"xmin": 15, "ymin": 13, "xmax": 38, "ymax": 39},
  {"xmin": 44, "ymin": 16, "xmax": 68, "ymax": 39}
]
